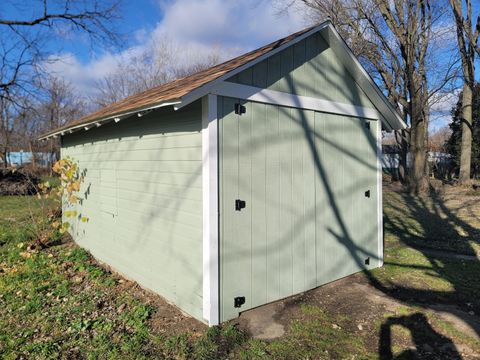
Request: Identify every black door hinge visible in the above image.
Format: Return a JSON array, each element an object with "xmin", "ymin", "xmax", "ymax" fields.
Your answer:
[
  {"xmin": 365, "ymin": 121, "xmax": 370, "ymax": 130},
  {"xmin": 235, "ymin": 103, "xmax": 246, "ymax": 115},
  {"xmin": 365, "ymin": 190, "xmax": 370, "ymax": 198},
  {"xmin": 234, "ymin": 296, "xmax": 245, "ymax": 308},
  {"xmin": 235, "ymin": 199, "xmax": 246, "ymax": 211}
]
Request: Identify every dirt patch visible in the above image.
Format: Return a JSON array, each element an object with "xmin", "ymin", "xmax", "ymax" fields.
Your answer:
[
  {"xmin": 235, "ymin": 274, "xmax": 480, "ymax": 358},
  {"xmin": 237, "ymin": 302, "xmax": 286, "ymax": 340},
  {"xmin": 0, "ymin": 168, "xmax": 39, "ymax": 195},
  {"xmin": 431, "ymin": 304, "xmax": 480, "ymax": 341},
  {"xmin": 115, "ymin": 279, "xmax": 206, "ymax": 337},
  {"xmin": 309, "ymin": 275, "xmax": 479, "ymax": 358}
]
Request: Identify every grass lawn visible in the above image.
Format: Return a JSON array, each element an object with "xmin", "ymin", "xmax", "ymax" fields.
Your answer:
[{"xmin": 1, "ymin": 186, "xmax": 479, "ymax": 359}]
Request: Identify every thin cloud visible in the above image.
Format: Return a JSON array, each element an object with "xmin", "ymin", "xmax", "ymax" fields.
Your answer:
[{"xmin": 43, "ymin": 0, "xmax": 308, "ymax": 98}]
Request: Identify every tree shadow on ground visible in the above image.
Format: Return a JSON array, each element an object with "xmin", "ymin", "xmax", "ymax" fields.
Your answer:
[
  {"xmin": 278, "ymin": 55, "xmax": 476, "ymax": 357},
  {"xmin": 379, "ymin": 313, "xmax": 462, "ymax": 360},
  {"xmin": 371, "ymin": 187, "xmax": 480, "ymax": 359},
  {"xmin": 378, "ymin": 187, "xmax": 480, "ymax": 314}
]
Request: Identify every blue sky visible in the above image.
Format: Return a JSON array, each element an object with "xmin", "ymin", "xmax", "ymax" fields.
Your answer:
[
  {"xmin": 4, "ymin": 0, "xmax": 476, "ymax": 128},
  {"xmin": 34, "ymin": 0, "xmax": 308, "ymax": 96}
]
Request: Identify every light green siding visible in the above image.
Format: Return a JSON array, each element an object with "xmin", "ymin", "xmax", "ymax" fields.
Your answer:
[
  {"xmin": 219, "ymin": 98, "xmax": 379, "ymax": 322},
  {"xmin": 228, "ymin": 32, "xmax": 374, "ymax": 108},
  {"xmin": 61, "ymin": 101, "xmax": 204, "ymax": 321}
]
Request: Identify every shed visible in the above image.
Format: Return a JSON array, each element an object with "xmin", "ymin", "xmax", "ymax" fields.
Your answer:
[{"xmin": 40, "ymin": 21, "xmax": 406, "ymax": 326}]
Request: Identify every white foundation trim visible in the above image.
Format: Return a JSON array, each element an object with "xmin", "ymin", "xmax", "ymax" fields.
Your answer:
[
  {"xmin": 376, "ymin": 120, "xmax": 384, "ymax": 266},
  {"xmin": 202, "ymin": 94, "xmax": 219, "ymax": 326},
  {"xmin": 211, "ymin": 82, "xmax": 381, "ymax": 120}
]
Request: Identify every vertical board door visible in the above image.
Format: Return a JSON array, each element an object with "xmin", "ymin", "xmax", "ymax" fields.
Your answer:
[
  {"xmin": 314, "ymin": 113, "xmax": 379, "ymax": 286},
  {"xmin": 219, "ymin": 97, "xmax": 379, "ymax": 322}
]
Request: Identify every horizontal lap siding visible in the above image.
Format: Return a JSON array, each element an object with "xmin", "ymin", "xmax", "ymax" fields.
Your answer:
[{"xmin": 61, "ymin": 101, "xmax": 204, "ymax": 321}]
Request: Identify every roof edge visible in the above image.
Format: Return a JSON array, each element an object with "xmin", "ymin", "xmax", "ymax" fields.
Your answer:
[
  {"xmin": 322, "ymin": 24, "xmax": 406, "ymax": 131},
  {"xmin": 174, "ymin": 21, "xmax": 405, "ymax": 131},
  {"xmin": 174, "ymin": 21, "xmax": 332, "ymax": 111},
  {"xmin": 38, "ymin": 99, "xmax": 181, "ymax": 140},
  {"xmin": 39, "ymin": 20, "xmax": 406, "ymax": 140}
]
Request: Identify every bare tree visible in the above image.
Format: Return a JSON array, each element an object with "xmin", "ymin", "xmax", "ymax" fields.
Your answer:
[
  {"xmin": 0, "ymin": 0, "xmax": 120, "ymax": 102},
  {"xmin": 33, "ymin": 76, "xmax": 87, "ymax": 168},
  {"xmin": 0, "ymin": 92, "xmax": 33, "ymax": 167},
  {"xmin": 449, "ymin": 0, "xmax": 479, "ymax": 183},
  {"xmin": 0, "ymin": 0, "xmax": 120, "ymax": 167},
  {"xmin": 0, "ymin": 97, "xmax": 14, "ymax": 167},
  {"xmin": 93, "ymin": 38, "xmax": 221, "ymax": 107},
  {"xmin": 428, "ymin": 126, "xmax": 451, "ymax": 152},
  {"xmin": 297, "ymin": 0, "xmax": 455, "ymax": 192},
  {"xmin": 0, "ymin": 75, "xmax": 86, "ymax": 169}
]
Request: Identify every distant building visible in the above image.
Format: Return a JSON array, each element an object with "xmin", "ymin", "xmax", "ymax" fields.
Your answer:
[
  {"xmin": 382, "ymin": 145, "xmax": 401, "ymax": 174},
  {"xmin": 381, "ymin": 145, "xmax": 452, "ymax": 178},
  {"xmin": 2, "ymin": 151, "xmax": 55, "ymax": 167}
]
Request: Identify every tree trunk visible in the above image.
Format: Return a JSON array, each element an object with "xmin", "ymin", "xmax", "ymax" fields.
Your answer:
[
  {"xmin": 398, "ymin": 131, "xmax": 408, "ymax": 183},
  {"xmin": 394, "ymin": 129, "xmax": 408, "ymax": 183},
  {"xmin": 1, "ymin": 149, "xmax": 8, "ymax": 168},
  {"xmin": 459, "ymin": 82, "xmax": 473, "ymax": 183},
  {"xmin": 408, "ymin": 105, "xmax": 429, "ymax": 193},
  {"xmin": 29, "ymin": 141, "xmax": 36, "ymax": 171}
]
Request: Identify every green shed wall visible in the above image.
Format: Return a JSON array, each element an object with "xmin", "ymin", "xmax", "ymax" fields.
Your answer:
[
  {"xmin": 218, "ymin": 31, "xmax": 382, "ymax": 321},
  {"xmin": 228, "ymin": 32, "xmax": 374, "ymax": 108},
  {"xmin": 219, "ymin": 97, "xmax": 379, "ymax": 322},
  {"xmin": 61, "ymin": 101, "xmax": 204, "ymax": 321}
]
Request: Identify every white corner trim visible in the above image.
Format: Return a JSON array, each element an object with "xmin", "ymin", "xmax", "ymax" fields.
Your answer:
[
  {"xmin": 376, "ymin": 120, "xmax": 384, "ymax": 267},
  {"xmin": 211, "ymin": 82, "xmax": 381, "ymax": 120},
  {"xmin": 202, "ymin": 94, "xmax": 219, "ymax": 326}
]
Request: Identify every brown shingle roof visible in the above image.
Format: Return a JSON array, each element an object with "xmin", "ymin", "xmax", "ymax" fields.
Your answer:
[{"xmin": 41, "ymin": 25, "xmax": 317, "ymax": 138}]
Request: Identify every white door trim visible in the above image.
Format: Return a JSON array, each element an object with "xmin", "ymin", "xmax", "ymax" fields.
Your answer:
[
  {"xmin": 201, "ymin": 94, "xmax": 219, "ymax": 326},
  {"xmin": 211, "ymin": 82, "xmax": 382, "ymax": 121}
]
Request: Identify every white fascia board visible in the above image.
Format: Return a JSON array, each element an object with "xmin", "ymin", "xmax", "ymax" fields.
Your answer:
[
  {"xmin": 39, "ymin": 99, "xmax": 182, "ymax": 140},
  {"xmin": 322, "ymin": 25, "xmax": 406, "ymax": 131},
  {"xmin": 201, "ymin": 94, "xmax": 219, "ymax": 326},
  {"xmin": 211, "ymin": 82, "xmax": 381, "ymax": 120},
  {"xmin": 174, "ymin": 21, "xmax": 404, "ymax": 132},
  {"xmin": 376, "ymin": 120, "xmax": 384, "ymax": 266},
  {"xmin": 174, "ymin": 23, "xmax": 331, "ymax": 111}
]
